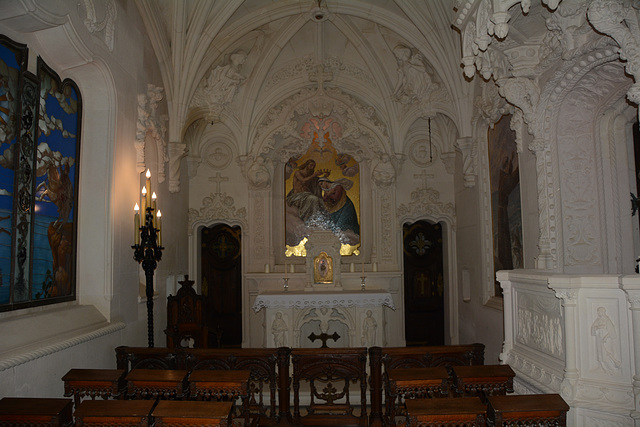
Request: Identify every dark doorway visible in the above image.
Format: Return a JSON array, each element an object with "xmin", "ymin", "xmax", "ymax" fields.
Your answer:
[
  {"xmin": 403, "ymin": 220, "xmax": 445, "ymax": 346},
  {"xmin": 201, "ymin": 224, "xmax": 242, "ymax": 347}
]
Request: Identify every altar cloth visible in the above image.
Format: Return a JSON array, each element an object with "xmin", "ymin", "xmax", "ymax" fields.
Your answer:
[{"xmin": 252, "ymin": 290, "xmax": 395, "ymax": 312}]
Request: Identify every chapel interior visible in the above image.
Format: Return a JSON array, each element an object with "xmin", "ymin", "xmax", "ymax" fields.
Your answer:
[{"xmin": 1, "ymin": 0, "xmax": 640, "ymax": 425}]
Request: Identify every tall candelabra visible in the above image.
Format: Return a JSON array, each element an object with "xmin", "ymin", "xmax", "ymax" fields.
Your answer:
[{"xmin": 132, "ymin": 169, "xmax": 163, "ymax": 348}]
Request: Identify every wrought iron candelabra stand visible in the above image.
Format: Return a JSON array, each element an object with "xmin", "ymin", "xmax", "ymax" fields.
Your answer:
[{"xmin": 132, "ymin": 206, "xmax": 163, "ymax": 347}]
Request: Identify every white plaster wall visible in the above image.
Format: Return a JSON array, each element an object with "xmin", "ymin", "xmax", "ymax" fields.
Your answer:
[{"xmin": 0, "ymin": 0, "xmax": 188, "ymax": 397}]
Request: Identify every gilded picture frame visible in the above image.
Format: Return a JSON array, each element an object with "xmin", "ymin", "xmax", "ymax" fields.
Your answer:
[{"xmin": 313, "ymin": 252, "xmax": 333, "ymax": 284}]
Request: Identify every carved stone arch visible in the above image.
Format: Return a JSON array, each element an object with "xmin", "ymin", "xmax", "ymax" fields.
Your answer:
[
  {"xmin": 600, "ymin": 97, "xmax": 639, "ymax": 273},
  {"xmin": 251, "ymin": 86, "xmax": 389, "ymax": 166},
  {"xmin": 292, "ymin": 306, "xmax": 357, "ymax": 348},
  {"xmin": 536, "ymin": 48, "xmax": 630, "ymax": 273}
]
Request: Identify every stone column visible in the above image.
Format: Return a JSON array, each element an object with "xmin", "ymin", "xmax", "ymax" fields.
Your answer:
[{"xmin": 622, "ymin": 276, "xmax": 640, "ymax": 424}]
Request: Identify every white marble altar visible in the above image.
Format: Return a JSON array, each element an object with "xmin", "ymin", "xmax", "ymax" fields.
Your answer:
[{"xmin": 253, "ymin": 290, "xmax": 394, "ymax": 348}]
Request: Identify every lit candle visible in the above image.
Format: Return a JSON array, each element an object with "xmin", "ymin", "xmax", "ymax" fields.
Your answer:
[
  {"xmin": 156, "ymin": 210, "xmax": 162, "ymax": 246},
  {"xmin": 141, "ymin": 187, "xmax": 147, "ymax": 214},
  {"xmin": 152, "ymin": 192, "xmax": 157, "ymax": 226},
  {"xmin": 145, "ymin": 169, "xmax": 152, "ymax": 206},
  {"xmin": 134, "ymin": 203, "xmax": 140, "ymax": 245}
]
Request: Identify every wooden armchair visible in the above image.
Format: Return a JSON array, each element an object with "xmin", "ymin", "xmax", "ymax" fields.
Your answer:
[
  {"xmin": 164, "ymin": 275, "xmax": 208, "ymax": 348},
  {"xmin": 291, "ymin": 348, "xmax": 368, "ymax": 427}
]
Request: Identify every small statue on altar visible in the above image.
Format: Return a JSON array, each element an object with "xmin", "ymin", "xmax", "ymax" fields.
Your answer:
[
  {"xmin": 361, "ymin": 310, "xmax": 377, "ymax": 347},
  {"xmin": 272, "ymin": 311, "xmax": 288, "ymax": 347}
]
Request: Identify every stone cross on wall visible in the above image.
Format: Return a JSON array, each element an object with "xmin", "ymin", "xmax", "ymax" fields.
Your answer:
[
  {"xmin": 414, "ymin": 169, "xmax": 434, "ymax": 190},
  {"xmin": 209, "ymin": 172, "xmax": 229, "ymax": 194}
]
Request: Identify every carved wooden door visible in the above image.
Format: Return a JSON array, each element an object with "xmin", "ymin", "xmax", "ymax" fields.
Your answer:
[
  {"xmin": 201, "ymin": 224, "xmax": 242, "ymax": 347},
  {"xmin": 403, "ymin": 220, "xmax": 444, "ymax": 346}
]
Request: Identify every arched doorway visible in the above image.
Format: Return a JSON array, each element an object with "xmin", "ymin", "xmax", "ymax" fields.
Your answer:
[
  {"xmin": 200, "ymin": 224, "xmax": 242, "ymax": 347},
  {"xmin": 403, "ymin": 220, "xmax": 444, "ymax": 346}
]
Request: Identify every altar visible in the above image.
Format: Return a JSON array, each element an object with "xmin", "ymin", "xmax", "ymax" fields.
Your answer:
[{"xmin": 252, "ymin": 290, "xmax": 395, "ymax": 348}]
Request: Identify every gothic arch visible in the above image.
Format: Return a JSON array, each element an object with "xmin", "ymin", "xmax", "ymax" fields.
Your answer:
[{"xmin": 397, "ymin": 194, "xmax": 458, "ymax": 344}]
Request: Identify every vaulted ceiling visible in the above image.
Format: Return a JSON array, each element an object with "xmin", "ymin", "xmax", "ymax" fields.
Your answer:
[{"xmin": 135, "ymin": 0, "xmax": 474, "ymax": 158}]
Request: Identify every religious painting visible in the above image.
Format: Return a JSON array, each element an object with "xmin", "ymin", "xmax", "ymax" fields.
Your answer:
[
  {"xmin": 0, "ymin": 35, "xmax": 81, "ymax": 311},
  {"xmin": 488, "ymin": 114, "xmax": 523, "ymax": 297},
  {"xmin": 313, "ymin": 251, "xmax": 333, "ymax": 284},
  {"xmin": 284, "ymin": 121, "xmax": 360, "ymax": 256}
]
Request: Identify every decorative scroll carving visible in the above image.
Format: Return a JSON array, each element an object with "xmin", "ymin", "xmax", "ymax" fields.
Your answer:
[
  {"xmin": 397, "ymin": 186, "xmax": 455, "ymax": 225},
  {"xmin": 588, "ymin": 0, "xmax": 640, "ymax": 120},
  {"xmin": 188, "ymin": 192, "xmax": 246, "ymax": 227},
  {"xmin": 83, "ymin": 0, "xmax": 116, "ymax": 51},
  {"xmin": 453, "ymin": 0, "xmax": 561, "ymax": 80},
  {"xmin": 135, "ymin": 84, "xmax": 168, "ymax": 181},
  {"xmin": 191, "ymin": 50, "xmax": 248, "ymax": 123},
  {"xmin": 266, "ymin": 55, "xmax": 376, "ymax": 91}
]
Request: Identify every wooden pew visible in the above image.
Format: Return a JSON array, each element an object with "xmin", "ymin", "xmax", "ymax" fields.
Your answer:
[
  {"xmin": 115, "ymin": 346, "xmax": 284, "ymax": 426},
  {"xmin": 115, "ymin": 344, "xmax": 485, "ymax": 427},
  {"xmin": 181, "ymin": 347, "xmax": 283, "ymax": 425},
  {"xmin": 368, "ymin": 344, "xmax": 485, "ymax": 427}
]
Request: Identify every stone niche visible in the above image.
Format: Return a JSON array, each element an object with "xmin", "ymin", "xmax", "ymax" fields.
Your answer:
[{"xmin": 304, "ymin": 231, "xmax": 342, "ymax": 290}]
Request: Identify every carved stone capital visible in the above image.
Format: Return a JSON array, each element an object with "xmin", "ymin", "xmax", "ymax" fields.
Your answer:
[
  {"xmin": 455, "ymin": 137, "xmax": 477, "ymax": 188},
  {"xmin": 167, "ymin": 142, "xmax": 187, "ymax": 193}
]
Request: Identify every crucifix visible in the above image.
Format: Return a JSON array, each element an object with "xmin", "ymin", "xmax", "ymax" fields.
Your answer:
[
  {"xmin": 308, "ymin": 331, "xmax": 340, "ymax": 348},
  {"xmin": 209, "ymin": 172, "xmax": 229, "ymax": 194},
  {"xmin": 309, "ymin": 64, "xmax": 333, "ymax": 94},
  {"xmin": 414, "ymin": 169, "xmax": 434, "ymax": 190}
]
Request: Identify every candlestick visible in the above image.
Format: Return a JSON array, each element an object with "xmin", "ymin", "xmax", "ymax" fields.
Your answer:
[
  {"xmin": 152, "ymin": 192, "xmax": 157, "ymax": 226},
  {"xmin": 134, "ymin": 204, "xmax": 140, "ymax": 245},
  {"xmin": 141, "ymin": 187, "xmax": 147, "ymax": 213},
  {"xmin": 132, "ymin": 184, "xmax": 163, "ymax": 348},
  {"xmin": 156, "ymin": 210, "xmax": 162, "ymax": 246},
  {"xmin": 283, "ymin": 277, "xmax": 289, "ymax": 291},
  {"xmin": 145, "ymin": 169, "xmax": 152, "ymax": 206}
]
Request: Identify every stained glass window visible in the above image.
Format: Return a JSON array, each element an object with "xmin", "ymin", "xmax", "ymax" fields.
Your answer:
[{"xmin": 0, "ymin": 35, "xmax": 81, "ymax": 311}]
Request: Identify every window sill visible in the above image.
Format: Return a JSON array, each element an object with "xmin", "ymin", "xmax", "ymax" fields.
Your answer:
[{"xmin": 0, "ymin": 304, "xmax": 125, "ymax": 371}]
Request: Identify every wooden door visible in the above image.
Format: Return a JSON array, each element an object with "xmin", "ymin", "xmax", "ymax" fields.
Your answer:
[
  {"xmin": 201, "ymin": 224, "xmax": 242, "ymax": 347},
  {"xmin": 403, "ymin": 220, "xmax": 444, "ymax": 346}
]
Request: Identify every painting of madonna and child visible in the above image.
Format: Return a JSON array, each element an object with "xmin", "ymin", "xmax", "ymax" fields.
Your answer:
[{"xmin": 285, "ymin": 132, "xmax": 360, "ymax": 256}]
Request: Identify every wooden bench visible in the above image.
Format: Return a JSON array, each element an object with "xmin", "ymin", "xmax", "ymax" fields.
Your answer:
[
  {"xmin": 487, "ymin": 393, "xmax": 570, "ymax": 426},
  {"xmin": 152, "ymin": 400, "xmax": 233, "ymax": 427},
  {"xmin": 116, "ymin": 346, "xmax": 282, "ymax": 425},
  {"xmin": 0, "ymin": 397, "xmax": 73, "ymax": 427},
  {"xmin": 368, "ymin": 344, "xmax": 485, "ymax": 427},
  {"xmin": 405, "ymin": 397, "xmax": 487, "ymax": 427},
  {"xmin": 61, "ymin": 368, "xmax": 125, "ymax": 407},
  {"xmin": 451, "ymin": 364, "xmax": 515, "ymax": 402},
  {"xmin": 74, "ymin": 399, "xmax": 155, "ymax": 426}
]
